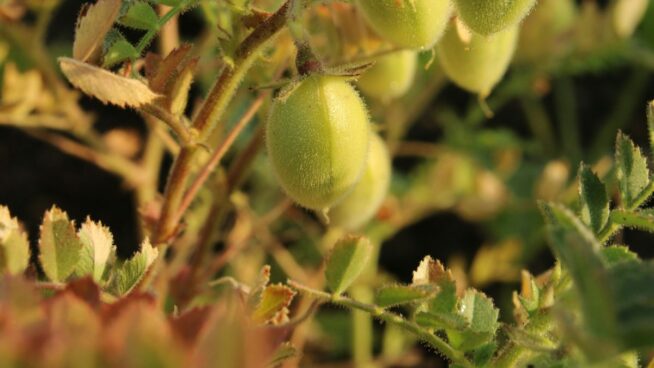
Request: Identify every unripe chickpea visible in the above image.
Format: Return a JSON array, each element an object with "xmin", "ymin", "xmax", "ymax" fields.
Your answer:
[
  {"xmin": 437, "ymin": 20, "xmax": 519, "ymax": 97},
  {"xmin": 357, "ymin": 50, "xmax": 417, "ymax": 101},
  {"xmin": 330, "ymin": 132, "xmax": 392, "ymax": 230},
  {"xmin": 266, "ymin": 75, "xmax": 371, "ymax": 211},
  {"xmin": 355, "ymin": 0, "xmax": 452, "ymax": 50},
  {"xmin": 453, "ymin": 0, "xmax": 536, "ymax": 35}
]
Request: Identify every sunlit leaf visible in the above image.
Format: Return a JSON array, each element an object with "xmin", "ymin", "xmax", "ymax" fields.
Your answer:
[
  {"xmin": 615, "ymin": 132, "xmax": 650, "ymax": 209},
  {"xmin": 110, "ymin": 238, "xmax": 158, "ymax": 296},
  {"xmin": 38, "ymin": 206, "xmax": 84, "ymax": 282},
  {"xmin": 0, "ymin": 206, "xmax": 30, "ymax": 275},
  {"xmin": 325, "ymin": 236, "xmax": 372, "ymax": 294},
  {"xmin": 59, "ymin": 57, "xmax": 160, "ymax": 108},
  {"xmin": 75, "ymin": 218, "xmax": 116, "ymax": 283},
  {"xmin": 73, "ymin": 0, "xmax": 122, "ymax": 63}
]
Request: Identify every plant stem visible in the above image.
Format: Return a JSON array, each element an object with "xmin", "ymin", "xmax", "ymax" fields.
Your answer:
[{"xmin": 288, "ymin": 280, "xmax": 473, "ymax": 368}]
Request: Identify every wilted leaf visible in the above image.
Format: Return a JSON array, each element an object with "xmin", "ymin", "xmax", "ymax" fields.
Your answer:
[
  {"xmin": 38, "ymin": 206, "xmax": 84, "ymax": 282},
  {"xmin": 251, "ymin": 284, "xmax": 296, "ymax": 324},
  {"xmin": 147, "ymin": 44, "xmax": 193, "ymax": 93},
  {"xmin": 75, "ymin": 218, "xmax": 116, "ymax": 283},
  {"xmin": 325, "ymin": 236, "xmax": 372, "ymax": 294},
  {"xmin": 375, "ymin": 284, "xmax": 438, "ymax": 308},
  {"xmin": 615, "ymin": 132, "xmax": 650, "ymax": 209},
  {"xmin": 73, "ymin": 0, "xmax": 122, "ymax": 63},
  {"xmin": 119, "ymin": 1, "xmax": 159, "ymax": 30},
  {"xmin": 110, "ymin": 238, "xmax": 158, "ymax": 296},
  {"xmin": 0, "ymin": 206, "xmax": 30, "ymax": 275},
  {"xmin": 578, "ymin": 164, "xmax": 609, "ymax": 234},
  {"xmin": 59, "ymin": 57, "xmax": 160, "ymax": 108}
]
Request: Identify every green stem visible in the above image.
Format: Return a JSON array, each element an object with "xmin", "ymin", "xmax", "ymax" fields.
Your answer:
[
  {"xmin": 520, "ymin": 95, "xmax": 557, "ymax": 157},
  {"xmin": 288, "ymin": 280, "xmax": 474, "ymax": 368},
  {"xmin": 597, "ymin": 180, "xmax": 654, "ymax": 243},
  {"xmin": 351, "ymin": 285, "xmax": 375, "ymax": 367},
  {"xmin": 134, "ymin": 1, "xmax": 190, "ymax": 56},
  {"xmin": 554, "ymin": 77, "xmax": 581, "ymax": 164}
]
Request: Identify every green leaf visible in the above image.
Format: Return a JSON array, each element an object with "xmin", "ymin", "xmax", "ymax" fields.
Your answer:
[
  {"xmin": 414, "ymin": 310, "xmax": 468, "ymax": 331},
  {"xmin": 646, "ymin": 100, "xmax": 654, "ymax": 157},
  {"xmin": 75, "ymin": 218, "xmax": 116, "ymax": 283},
  {"xmin": 472, "ymin": 342, "xmax": 497, "ymax": 367},
  {"xmin": 119, "ymin": 1, "xmax": 159, "ymax": 30},
  {"xmin": 601, "ymin": 245, "xmax": 640, "ymax": 266},
  {"xmin": 0, "ymin": 206, "xmax": 30, "ymax": 275},
  {"xmin": 609, "ymin": 260, "xmax": 654, "ymax": 350},
  {"xmin": 375, "ymin": 284, "xmax": 438, "ymax": 308},
  {"xmin": 610, "ymin": 209, "xmax": 654, "ymax": 233},
  {"xmin": 267, "ymin": 342, "xmax": 298, "ymax": 368},
  {"xmin": 110, "ymin": 238, "xmax": 158, "ymax": 295},
  {"xmin": 615, "ymin": 132, "xmax": 650, "ymax": 209},
  {"xmin": 251, "ymin": 284, "xmax": 296, "ymax": 324},
  {"xmin": 578, "ymin": 164, "xmax": 609, "ymax": 234},
  {"xmin": 505, "ymin": 325, "xmax": 557, "ymax": 352},
  {"xmin": 540, "ymin": 202, "xmax": 617, "ymax": 341},
  {"xmin": 103, "ymin": 35, "xmax": 138, "ymax": 67},
  {"xmin": 325, "ymin": 236, "xmax": 372, "ymax": 294},
  {"xmin": 38, "ymin": 206, "xmax": 84, "ymax": 282},
  {"xmin": 446, "ymin": 290, "xmax": 500, "ymax": 351}
]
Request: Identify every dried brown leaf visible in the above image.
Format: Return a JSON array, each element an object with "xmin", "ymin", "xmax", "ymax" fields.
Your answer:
[
  {"xmin": 148, "ymin": 44, "xmax": 193, "ymax": 93},
  {"xmin": 73, "ymin": 0, "xmax": 121, "ymax": 63},
  {"xmin": 59, "ymin": 57, "xmax": 160, "ymax": 108}
]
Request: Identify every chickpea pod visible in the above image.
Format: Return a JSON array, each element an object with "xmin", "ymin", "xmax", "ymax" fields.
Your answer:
[
  {"xmin": 357, "ymin": 50, "xmax": 417, "ymax": 101},
  {"xmin": 330, "ymin": 132, "xmax": 392, "ymax": 230},
  {"xmin": 453, "ymin": 0, "xmax": 537, "ymax": 35},
  {"xmin": 266, "ymin": 75, "xmax": 371, "ymax": 211},
  {"xmin": 437, "ymin": 20, "xmax": 519, "ymax": 97},
  {"xmin": 355, "ymin": 0, "xmax": 452, "ymax": 50}
]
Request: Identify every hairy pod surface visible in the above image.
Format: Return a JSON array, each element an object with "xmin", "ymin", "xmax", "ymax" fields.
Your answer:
[
  {"xmin": 453, "ymin": 0, "xmax": 537, "ymax": 35},
  {"xmin": 330, "ymin": 132, "xmax": 392, "ymax": 230},
  {"xmin": 355, "ymin": 0, "xmax": 452, "ymax": 50},
  {"xmin": 357, "ymin": 50, "xmax": 417, "ymax": 101},
  {"xmin": 437, "ymin": 21, "xmax": 519, "ymax": 97},
  {"xmin": 266, "ymin": 75, "xmax": 370, "ymax": 211}
]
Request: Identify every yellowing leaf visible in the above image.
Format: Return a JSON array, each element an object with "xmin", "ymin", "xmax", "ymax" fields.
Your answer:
[
  {"xmin": 38, "ymin": 206, "xmax": 84, "ymax": 282},
  {"xmin": 59, "ymin": 57, "xmax": 160, "ymax": 108},
  {"xmin": 73, "ymin": 0, "xmax": 121, "ymax": 63},
  {"xmin": 0, "ymin": 206, "xmax": 30, "ymax": 275},
  {"xmin": 76, "ymin": 218, "xmax": 116, "ymax": 283},
  {"xmin": 251, "ymin": 284, "xmax": 296, "ymax": 324}
]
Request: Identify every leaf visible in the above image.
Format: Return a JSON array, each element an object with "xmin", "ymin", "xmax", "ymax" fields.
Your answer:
[
  {"xmin": 38, "ymin": 206, "xmax": 84, "ymax": 282},
  {"xmin": 110, "ymin": 238, "xmax": 158, "ymax": 296},
  {"xmin": 375, "ymin": 284, "xmax": 438, "ymax": 308},
  {"xmin": 615, "ymin": 132, "xmax": 650, "ymax": 208},
  {"xmin": 59, "ymin": 57, "xmax": 160, "ymax": 108},
  {"xmin": 446, "ymin": 290, "xmax": 500, "ymax": 351},
  {"xmin": 610, "ymin": 209, "xmax": 654, "ymax": 233},
  {"xmin": 610, "ymin": 260, "xmax": 654, "ymax": 349},
  {"xmin": 647, "ymin": 100, "xmax": 654, "ymax": 157},
  {"xmin": 0, "ymin": 206, "xmax": 30, "ymax": 275},
  {"xmin": 267, "ymin": 343, "xmax": 298, "ymax": 368},
  {"xmin": 325, "ymin": 236, "xmax": 372, "ymax": 294},
  {"xmin": 119, "ymin": 1, "xmax": 159, "ymax": 30},
  {"xmin": 601, "ymin": 245, "xmax": 640, "ymax": 266},
  {"xmin": 505, "ymin": 325, "xmax": 557, "ymax": 352},
  {"xmin": 75, "ymin": 218, "xmax": 116, "ymax": 283},
  {"xmin": 73, "ymin": 0, "xmax": 122, "ymax": 63},
  {"xmin": 412, "ymin": 257, "xmax": 458, "ymax": 315},
  {"xmin": 578, "ymin": 164, "xmax": 609, "ymax": 234},
  {"xmin": 251, "ymin": 284, "xmax": 296, "ymax": 324},
  {"xmin": 103, "ymin": 37, "xmax": 138, "ymax": 68},
  {"xmin": 540, "ymin": 202, "xmax": 617, "ymax": 340},
  {"xmin": 147, "ymin": 44, "xmax": 193, "ymax": 93}
]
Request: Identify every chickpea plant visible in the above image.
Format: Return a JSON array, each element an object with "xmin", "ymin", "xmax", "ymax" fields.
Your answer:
[{"xmin": 0, "ymin": 0, "xmax": 654, "ymax": 367}]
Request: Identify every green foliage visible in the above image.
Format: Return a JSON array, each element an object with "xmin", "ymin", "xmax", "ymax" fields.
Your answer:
[
  {"xmin": 119, "ymin": 1, "xmax": 159, "ymax": 31},
  {"xmin": 578, "ymin": 164, "xmax": 609, "ymax": 234},
  {"xmin": 325, "ymin": 236, "xmax": 372, "ymax": 294},
  {"xmin": 0, "ymin": 206, "xmax": 30, "ymax": 275},
  {"xmin": 615, "ymin": 132, "xmax": 650, "ymax": 209},
  {"xmin": 38, "ymin": 206, "xmax": 84, "ymax": 282}
]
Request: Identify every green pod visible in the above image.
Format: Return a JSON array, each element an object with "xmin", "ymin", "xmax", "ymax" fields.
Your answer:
[
  {"xmin": 357, "ymin": 50, "xmax": 417, "ymax": 101},
  {"xmin": 330, "ymin": 132, "xmax": 392, "ymax": 230},
  {"xmin": 266, "ymin": 75, "xmax": 371, "ymax": 211},
  {"xmin": 437, "ymin": 21, "xmax": 519, "ymax": 97},
  {"xmin": 355, "ymin": 0, "xmax": 452, "ymax": 50},
  {"xmin": 453, "ymin": 0, "xmax": 537, "ymax": 35}
]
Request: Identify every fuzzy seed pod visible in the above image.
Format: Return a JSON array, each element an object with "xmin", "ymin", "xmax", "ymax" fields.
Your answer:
[
  {"xmin": 355, "ymin": 0, "xmax": 453, "ymax": 50},
  {"xmin": 266, "ymin": 75, "xmax": 371, "ymax": 211},
  {"xmin": 330, "ymin": 132, "xmax": 392, "ymax": 230},
  {"xmin": 453, "ymin": 0, "xmax": 537, "ymax": 35},
  {"xmin": 357, "ymin": 50, "xmax": 417, "ymax": 101},
  {"xmin": 437, "ymin": 20, "xmax": 519, "ymax": 97}
]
